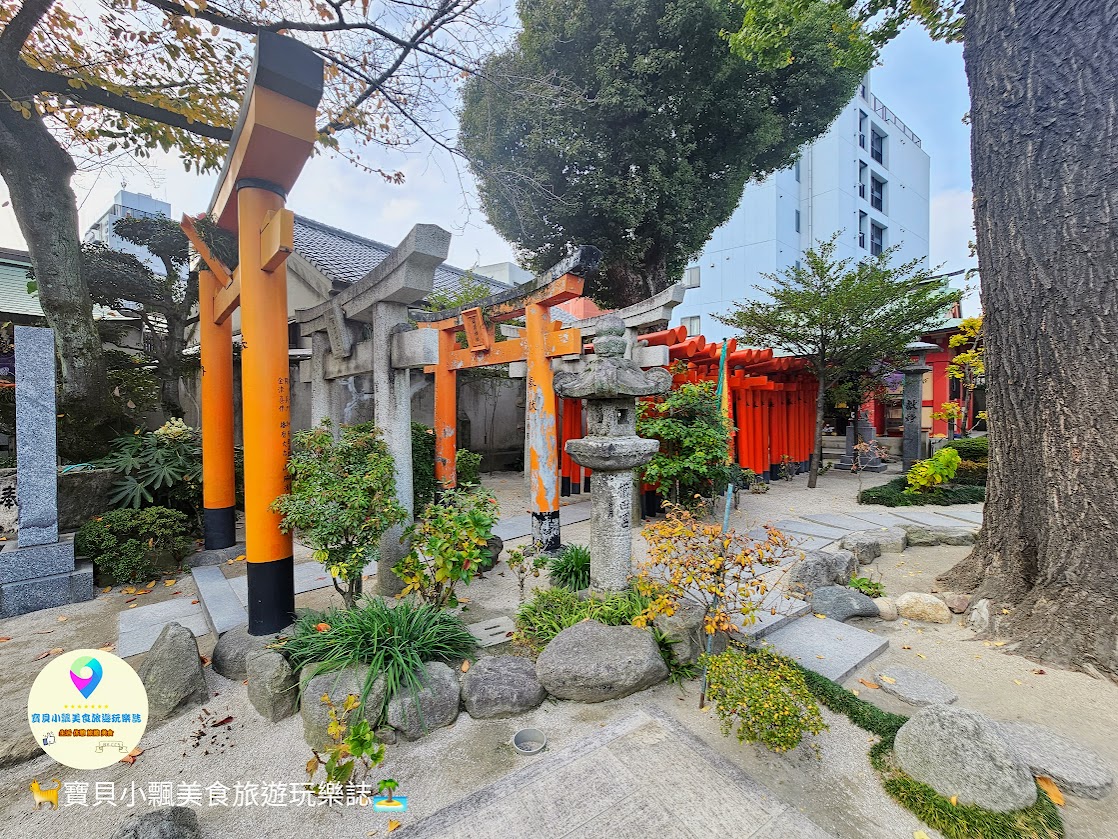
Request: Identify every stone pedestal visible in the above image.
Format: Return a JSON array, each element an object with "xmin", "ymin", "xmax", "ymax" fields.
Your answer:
[
  {"xmin": 556, "ymin": 316, "xmax": 671, "ymax": 592},
  {"xmin": 0, "ymin": 327, "xmax": 93, "ymax": 617},
  {"xmin": 838, "ymin": 412, "xmax": 887, "ymax": 472}
]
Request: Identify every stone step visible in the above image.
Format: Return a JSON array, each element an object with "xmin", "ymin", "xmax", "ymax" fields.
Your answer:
[
  {"xmin": 754, "ymin": 615, "xmax": 889, "ymax": 683},
  {"xmin": 116, "ymin": 595, "xmax": 209, "ymax": 659},
  {"xmin": 886, "ymin": 509, "xmax": 973, "ymax": 528},
  {"xmin": 772, "ymin": 519, "xmax": 847, "ymax": 540},
  {"xmin": 736, "ymin": 590, "xmax": 811, "ymax": 641},
  {"xmin": 930, "ymin": 507, "xmax": 984, "ymax": 526},
  {"xmin": 192, "ymin": 565, "xmax": 248, "ymax": 637},
  {"xmin": 843, "ymin": 509, "xmax": 914, "ymax": 528},
  {"xmin": 801, "ymin": 512, "xmax": 878, "ymax": 532}
]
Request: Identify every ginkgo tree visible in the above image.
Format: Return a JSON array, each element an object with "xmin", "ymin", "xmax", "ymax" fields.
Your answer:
[
  {"xmin": 0, "ymin": 0, "xmax": 498, "ymax": 412},
  {"xmin": 944, "ymin": 314, "xmax": 984, "ymax": 433}
]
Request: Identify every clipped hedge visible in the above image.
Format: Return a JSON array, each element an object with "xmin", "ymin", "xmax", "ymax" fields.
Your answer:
[
  {"xmin": 943, "ymin": 436, "xmax": 989, "ymax": 460},
  {"xmin": 954, "ymin": 459, "xmax": 989, "ymax": 486},
  {"xmin": 860, "ymin": 477, "xmax": 985, "ymax": 507}
]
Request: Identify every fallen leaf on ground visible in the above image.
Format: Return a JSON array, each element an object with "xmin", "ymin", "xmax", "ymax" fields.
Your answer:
[
  {"xmin": 852, "ymin": 688, "xmax": 859, "ymax": 696},
  {"xmin": 950, "ymin": 795, "xmax": 958, "ymax": 806},
  {"xmin": 34, "ymin": 629, "xmax": 55, "ymax": 635},
  {"xmin": 387, "ymin": 820, "xmax": 401, "ymax": 833},
  {"xmin": 121, "ymin": 586, "xmax": 136, "ymax": 595},
  {"xmin": 191, "ymin": 599, "xmax": 200, "ymax": 605},
  {"xmin": 1037, "ymin": 776, "xmax": 1064, "ymax": 806},
  {"xmin": 57, "ymin": 615, "xmax": 68, "ymax": 622},
  {"xmin": 100, "ymin": 586, "xmax": 112, "ymax": 593},
  {"xmin": 816, "ymin": 655, "xmax": 825, "ymax": 659},
  {"xmin": 1013, "ymin": 679, "xmax": 1023, "ymax": 685},
  {"xmin": 1032, "ymin": 669, "xmax": 1046, "ymax": 675},
  {"xmin": 128, "ymin": 604, "xmax": 137, "ymax": 609},
  {"xmin": 171, "ymin": 591, "xmax": 182, "ymax": 596},
  {"xmin": 993, "ymin": 641, "xmax": 1007, "ymax": 647},
  {"xmin": 914, "ymin": 831, "xmax": 931, "ymax": 839},
  {"xmin": 460, "ymin": 660, "xmax": 470, "ymax": 673},
  {"xmin": 33, "ymin": 647, "xmax": 64, "ymax": 661},
  {"xmin": 135, "ymin": 589, "xmax": 152, "ymax": 596},
  {"xmin": 119, "ymin": 747, "xmax": 144, "ymax": 766},
  {"xmin": 200, "ymin": 654, "xmax": 212, "ymax": 667},
  {"xmin": 315, "ymin": 623, "xmax": 331, "ymax": 633},
  {"xmin": 813, "ymin": 613, "xmax": 826, "ymax": 619},
  {"xmin": 125, "ymin": 597, "xmax": 137, "ymax": 603},
  {"xmin": 144, "ymin": 580, "xmax": 155, "ymax": 589},
  {"xmin": 234, "ymin": 555, "xmax": 246, "ymax": 562},
  {"xmin": 915, "ymin": 653, "xmax": 926, "ymax": 659},
  {"xmin": 164, "ymin": 580, "xmax": 177, "ymax": 586},
  {"xmin": 0, "ymin": 636, "xmax": 10, "ymax": 642},
  {"xmin": 99, "ymin": 643, "xmax": 115, "ymax": 652},
  {"xmin": 858, "ymin": 679, "xmax": 881, "ymax": 689},
  {"xmin": 211, "ymin": 716, "xmax": 234, "ymax": 727},
  {"xmin": 880, "ymin": 675, "xmax": 897, "ymax": 684},
  {"xmin": 902, "ymin": 645, "xmax": 912, "ymax": 650}
]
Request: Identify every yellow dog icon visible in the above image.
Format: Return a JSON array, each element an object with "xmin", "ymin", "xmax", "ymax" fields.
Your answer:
[{"xmin": 30, "ymin": 779, "xmax": 60, "ymax": 810}]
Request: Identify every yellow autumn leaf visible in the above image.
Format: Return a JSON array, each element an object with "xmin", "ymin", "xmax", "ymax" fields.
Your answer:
[
  {"xmin": 880, "ymin": 675, "xmax": 897, "ymax": 684},
  {"xmin": 1037, "ymin": 776, "xmax": 1064, "ymax": 806},
  {"xmin": 950, "ymin": 795, "xmax": 957, "ymax": 806},
  {"xmin": 813, "ymin": 613, "xmax": 826, "ymax": 619},
  {"xmin": 1013, "ymin": 679, "xmax": 1023, "ymax": 685},
  {"xmin": 164, "ymin": 579, "xmax": 176, "ymax": 586},
  {"xmin": 915, "ymin": 831, "xmax": 932, "ymax": 839},
  {"xmin": 387, "ymin": 820, "xmax": 401, "ymax": 832},
  {"xmin": 915, "ymin": 653, "xmax": 927, "ymax": 659}
]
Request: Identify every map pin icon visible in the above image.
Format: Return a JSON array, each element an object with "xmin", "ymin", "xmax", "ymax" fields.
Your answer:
[{"xmin": 69, "ymin": 656, "xmax": 103, "ymax": 699}]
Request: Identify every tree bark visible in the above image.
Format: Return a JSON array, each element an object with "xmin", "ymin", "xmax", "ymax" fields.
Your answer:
[
  {"xmin": 940, "ymin": 0, "xmax": 1118, "ymax": 677},
  {"xmin": 0, "ymin": 107, "xmax": 105, "ymax": 408},
  {"xmin": 808, "ymin": 374, "xmax": 826, "ymax": 488}
]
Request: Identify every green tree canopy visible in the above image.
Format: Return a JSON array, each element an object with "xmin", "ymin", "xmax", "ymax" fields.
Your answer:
[
  {"xmin": 459, "ymin": 0, "xmax": 873, "ymax": 308},
  {"xmin": 717, "ymin": 236, "xmax": 958, "ymax": 486}
]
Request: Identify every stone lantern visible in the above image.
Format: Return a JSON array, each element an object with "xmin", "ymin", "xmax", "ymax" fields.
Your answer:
[
  {"xmin": 555, "ymin": 315, "xmax": 671, "ymax": 592},
  {"xmin": 902, "ymin": 341, "xmax": 938, "ymax": 471}
]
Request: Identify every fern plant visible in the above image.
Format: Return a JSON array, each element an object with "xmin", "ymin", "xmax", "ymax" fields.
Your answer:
[{"xmin": 548, "ymin": 543, "xmax": 591, "ymax": 590}]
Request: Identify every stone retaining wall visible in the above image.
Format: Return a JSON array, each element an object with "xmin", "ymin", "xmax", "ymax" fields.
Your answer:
[{"xmin": 0, "ymin": 467, "xmax": 117, "ymax": 533}]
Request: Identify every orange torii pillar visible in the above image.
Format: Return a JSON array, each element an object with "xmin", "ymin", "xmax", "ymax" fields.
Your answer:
[
  {"xmin": 198, "ymin": 269, "xmax": 236, "ymax": 549},
  {"xmin": 184, "ymin": 32, "xmax": 322, "ymax": 634}
]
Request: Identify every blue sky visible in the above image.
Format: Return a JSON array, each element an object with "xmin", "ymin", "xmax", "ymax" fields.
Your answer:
[{"xmin": 0, "ymin": 20, "xmax": 975, "ymax": 289}]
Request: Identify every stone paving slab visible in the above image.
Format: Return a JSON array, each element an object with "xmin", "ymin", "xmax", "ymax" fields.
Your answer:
[
  {"xmin": 756, "ymin": 616, "xmax": 889, "ymax": 683},
  {"xmin": 801, "ymin": 512, "xmax": 878, "ymax": 532},
  {"xmin": 394, "ymin": 708, "xmax": 835, "ymax": 839},
  {"xmin": 843, "ymin": 509, "xmax": 914, "ymax": 528},
  {"xmin": 930, "ymin": 508, "xmax": 984, "ymax": 525},
  {"xmin": 192, "ymin": 565, "xmax": 249, "ymax": 636},
  {"xmin": 885, "ymin": 509, "xmax": 973, "ymax": 528},
  {"xmin": 467, "ymin": 616, "xmax": 516, "ymax": 648},
  {"xmin": 736, "ymin": 590, "xmax": 811, "ymax": 640},
  {"xmin": 491, "ymin": 501, "xmax": 592, "ymax": 542},
  {"xmin": 876, "ymin": 664, "xmax": 959, "ymax": 706},
  {"xmin": 772, "ymin": 519, "xmax": 847, "ymax": 540},
  {"xmin": 117, "ymin": 610, "xmax": 209, "ymax": 658}
]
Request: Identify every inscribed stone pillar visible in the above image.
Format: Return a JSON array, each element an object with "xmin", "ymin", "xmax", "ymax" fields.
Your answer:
[
  {"xmin": 902, "ymin": 342, "xmax": 937, "ymax": 471},
  {"xmin": 15, "ymin": 326, "xmax": 58, "ymax": 547}
]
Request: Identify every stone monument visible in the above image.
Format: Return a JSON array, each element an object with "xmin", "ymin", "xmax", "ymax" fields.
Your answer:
[
  {"xmin": 555, "ymin": 315, "xmax": 671, "ymax": 591},
  {"xmin": 838, "ymin": 410, "xmax": 887, "ymax": 472},
  {"xmin": 0, "ymin": 326, "xmax": 93, "ymax": 616},
  {"xmin": 902, "ymin": 341, "xmax": 937, "ymax": 471}
]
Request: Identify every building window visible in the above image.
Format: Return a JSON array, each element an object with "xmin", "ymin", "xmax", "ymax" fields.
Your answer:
[
  {"xmin": 682, "ymin": 266, "xmax": 701, "ymax": 289},
  {"xmin": 870, "ymin": 175, "xmax": 885, "ymax": 212},
  {"xmin": 859, "ymin": 111, "xmax": 868, "ymax": 149},
  {"xmin": 681, "ymin": 315, "xmax": 701, "ymax": 337},
  {"xmin": 794, "ymin": 209, "xmax": 800, "ymax": 233},
  {"xmin": 859, "ymin": 211, "xmax": 868, "ymax": 249},
  {"xmin": 870, "ymin": 222, "xmax": 885, "ymax": 256},
  {"xmin": 794, "ymin": 159, "xmax": 801, "ymax": 182},
  {"xmin": 795, "ymin": 259, "xmax": 802, "ymax": 271},
  {"xmin": 871, "ymin": 129, "xmax": 885, "ymax": 165},
  {"xmin": 858, "ymin": 161, "xmax": 867, "ymax": 198}
]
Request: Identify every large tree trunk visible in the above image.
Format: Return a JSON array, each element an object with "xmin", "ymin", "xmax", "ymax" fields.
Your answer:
[
  {"xmin": 940, "ymin": 0, "xmax": 1118, "ymax": 677},
  {"xmin": 0, "ymin": 107, "xmax": 104, "ymax": 407}
]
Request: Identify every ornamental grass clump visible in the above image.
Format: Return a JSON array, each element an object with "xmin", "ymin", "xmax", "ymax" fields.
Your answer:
[
  {"xmin": 702, "ymin": 647, "xmax": 826, "ymax": 754},
  {"xmin": 548, "ymin": 543, "xmax": 591, "ymax": 591},
  {"xmin": 284, "ymin": 598, "xmax": 476, "ymax": 719},
  {"xmin": 513, "ymin": 586, "xmax": 651, "ymax": 654}
]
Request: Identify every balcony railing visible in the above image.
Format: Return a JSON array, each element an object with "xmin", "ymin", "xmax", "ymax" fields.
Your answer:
[{"xmin": 865, "ymin": 92, "xmax": 922, "ymax": 147}]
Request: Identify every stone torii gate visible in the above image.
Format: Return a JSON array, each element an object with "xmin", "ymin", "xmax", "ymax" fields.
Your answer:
[
  {"xmin": 182, "ymin": 32, "xmax": 323, "ymax": 634},
  {"xmin": 414, "ymin": 248, "xmax": 601, "ymax": 552}
]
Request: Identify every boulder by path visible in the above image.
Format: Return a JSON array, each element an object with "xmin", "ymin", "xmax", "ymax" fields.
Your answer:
[
  {"xmin": 894, "ymin": 704, "xmax": 1037, "ymax": 812},
  {"xmin": 810, "ymin": 586, "xmax": 879, "ymax": 623},
  {"xmin": 840, "ymin": 532, "xmax": 882, "ymax": 565},
  {"xmin": 385, "ymin": 661, "xmax": 461, "ymax": 740},
  {"xmin": 247, "ymin": 649, "xmax": 298, "ymax": 722},
  {"xmin": 136, "ymin": 623, "xmax": 209, "ymax": 722},
  {"xmin": 874, "ymin": 597, "xmax": 897, "ymax": 621},
  {"xmin": 996, "ymin": 721, "xmax": 1115, "ymax": 800},
  {"xmin": 536, "ymin": 620, "xmax": 668, "ymax": 702},
  {"xmin": 111, "ymin": 806, "xmax": 201, "ymax": 839},
  {"xmin": 896, "ymin": 592, "xmax": 952, "ymax": 624},
  {"xmin": 300, "ymin": 666, "xmax": 387, "ymax": 750},
  {"xmin": 461, "ymin": 656, "xmax": 546, "ymax": 719},
  {"xmin": 786, "ymin": 550, "xmax": 858, "ymax": 598}
]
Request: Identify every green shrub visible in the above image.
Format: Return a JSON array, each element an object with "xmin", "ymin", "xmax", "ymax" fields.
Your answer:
[
  {"xmin": 860, "ymin": 477, "xmax": 985, "ymax": 507},
  {"xmin": 75, "ymin": 507, "xmax": 192, "ymax": 583},
  {"xmin": 954, "ymin": 459, "xmax": 988, "ymax": 486},
  {"xmin": 514, "ymin": 586, "xmax": 650, "ymax": 654},
  {"xmin": 702, "ymin": 647, "xmax": 827, "ymax": 753},
  {"xmin": 942, "ymin": 436, "xmax": 989, "ymax": 460},
  {"xmin": 905, "ymin": 447, "xmax": 961, "ymax": 493},
  {"xmin": 548, "ymin": 543, "xmax": 591, "ymax": 590},
  {"xmin": 638, "ymin": 381, "xmax": 730, "ymax": 505},
  {"xmin": 849, "ymin": 576, "xmax": 885, "ymax": 598},
  {"xmin": 410, "ymin": 422, "xmax": 484, "ymax": 509},
  {"xmin": 283, "ymin": 598, "xmax": 476, "ymax": 719},
  {"xmin": 96, "ymin": 419, "xmax": 203, "ymax": 527}
]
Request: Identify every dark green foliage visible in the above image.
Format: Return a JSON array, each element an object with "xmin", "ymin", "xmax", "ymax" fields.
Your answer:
[
  {"xmin": 284, "ymin": 598, "xmax": 477, "ymax": 720},
  {"xmin": 791, "ymin": 652, "xmax": 1063, "ymax": 839},
  {"xmin": 943, "ymin": 436, "xmax": 989, "ymax": 460},
  {"xmin": 954, "ymin": 459, "xmax": 989, "ymax": 486},
  {"xmin": 460, "ymin": 0, "xmax": 870, "ymax": 307},
  {"xmin": 548, "ymin": 543, "xmax": 591, "ymax": 590},
  {"xmin": 410, "ymin": 422, "xmax": 484, "ymax": 510},
  {"xmin": 96, "ymin": 421, "xmax": 204, "ymax": 528},
  {"xmin": 514, "ymin": 586, "xmax": 652, "ymax": 653},
  {"xmin": 75, "ymin": 506, "xmax": 192, "ymax": 583},
  {"xmin": 638, "ymin": 381, "xmax": 730, "ymax": 504},
  {"xmin": 860, "ymin": 476, "xmax": 985, "ymax": 507},
  {"xmin": 849, "ymin": 575, "xmax": 885, "ymax": 598}
]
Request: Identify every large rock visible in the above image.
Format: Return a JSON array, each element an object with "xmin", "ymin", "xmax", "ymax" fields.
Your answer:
[
  {"xmin": 386, "ymin": 661, "xmax": 461, "ymax": 740},
  {"xmin": 901, "ymin": 524, "xmax": 977, "ymax": 546},
  {"xmin": 874, "ymin": 597, "xmax": 898, "ymax": 621},
  {"xmin": 810, "ymin": 586, "xmax": 879, "ymax": 622},
  {"xmin": 995, "ymin": 721, "xmax": 1115, "ymax": 799},
  {"xmin": 875, "ymin": 527, "xmax": 908, "ymax": 553},
  {"xmin": 968, "ymin": 598, "xmax": 992, "ymax": 632},
  {"xmin": 943, "ymin": 592, "xmax": 971, "ymax": 614},
  {"xmin": 136, "ymin": 622, "xmax": 209, "ymax": 722},
  {"xmin": 786, "ymin": 550, "xmax": 857, "ymax": 598},
  {"xmin": 841, "ymin": 532, "xmax": 882, "ymax": 565},
  {"xmin": 896, "ymin": 592, "xmax": 952, "ymax": 624},
  {"xmin": 111, "ymin": 806, "xmax": 201, "ymax": 839},
  {"xmin": 247, "ymin": 649, "xmax": 298, "ymax": 722},
  {"xmin": 300, "ymin": 666, "xmax": 387, "ymax": 750},
  {"xmin": 212, "ymin": 625, "xmax": 257, "ymax": 682},
  {"xmin": 876, "ymin": 665, "xmax": 958, "ymax": 706},
  {"xmin": 895, "ymin": 704, "xmax": 1037, "ymax": 812},
  {"xmin": 461, "ymin": 656, "xmax": 546, "ymax": 719},
  {"xmin": 653, "ymin": 600, "xmax": 707, "ymax": 664},
  {"xmin": 536, "ymin": 620, "xmax": 668, "ymax": 702}
]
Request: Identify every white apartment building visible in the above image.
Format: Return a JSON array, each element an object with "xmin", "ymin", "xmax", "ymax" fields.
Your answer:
[
  {"xmin": 672, "ymin": 73, "xmax": 931, "ymax": 342},
  {"xmin": 83, "ymin": 190, "xmax": 174, "ymax": 274}
]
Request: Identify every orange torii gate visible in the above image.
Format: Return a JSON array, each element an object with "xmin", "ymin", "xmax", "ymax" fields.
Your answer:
[
  {"xmin": 414, "ymin": 248, "xmax": 602, "ymax": 551},
  {"xmin": 181, "ymin": 32, "xmax": 323, "ymax": 634}
]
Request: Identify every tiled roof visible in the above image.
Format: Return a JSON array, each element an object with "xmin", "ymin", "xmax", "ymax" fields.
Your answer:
[{"xmin": 293, "ymin": 216, "xmax": 508, "ymax": 295}]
